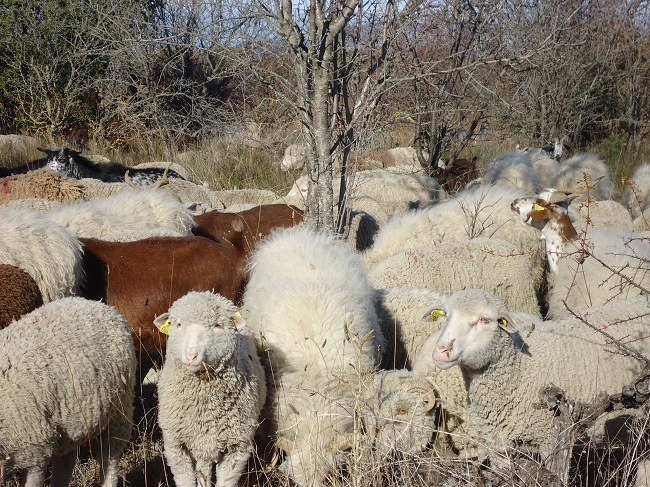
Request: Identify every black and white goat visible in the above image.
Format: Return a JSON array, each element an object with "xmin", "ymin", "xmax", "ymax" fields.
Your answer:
[{"xmin": 38, "ymin": 147, "xmax": 185, "ymax": 186}]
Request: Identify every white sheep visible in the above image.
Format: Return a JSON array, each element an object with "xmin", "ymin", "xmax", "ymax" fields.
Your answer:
[
  {"xmin": 483, "ymin": 152, "xmax": 542, "ymax": 194},
  {"xmin": 0, "ymin": 207, "xmax": 83, "ymax": 302},
  {"xmin": 363, "ymin": 184, "xmax": 546, "ymax": 291},
  {"xmin": 568, "ymin": 198, "xmax": 634, "ymax": 231},
  {"xmin": 0, "ymin": 134, "xmax": 42, "ymax": 164},
  {"xmin": 360, "ymin": 369, "xmax": 438, "ymax": 456},
  {"xmin": 511, "ymin": 189, "xmax": 650, "ymax": 319},
  {"xmin": 284, "ymin": 170, "xmax": 446, "ymax": 224},
  {"xmin": 280, "ymin": 143, "xmax": 309, "ymax": 171},
  {"xmin": 369, "ymin": 238, "xmax": 542, "ymax": 317},
  {"xmin": 0, "ymin": 297, "xmax": 136, "ymax": 487},
  {"xmin": 375, "ymin": 287, "xmax": 448, "ymax": 369},
  {"xmin": 153, "ymin": 291, "xmax": 264, "ymax": 487},
  {"xmin": 546, "ymin": 152, "xmax": 615, "ymax": 201},
  {"xmin": 427, "ymin": 288, "xmax": 650, "ymax": 473},
  {"xmin": 622, "ymin": 163, "xmax": 650, "ymax": 219},
  {"xmin": 79, "ymin": 177, "xmax": 226, "ymax": 212},
  {"xmin": 215, "ymin": 188, "xmax": 278, "ymax": 208},
  {"xmin": 412, "ymin": 306, "xmax": 541, "ymax": 457},
  {"xmin": 242, "ymin": 226, "xmax": 385, "ymax": 486},
  {"xmin": 43, "ymin": 189, "xmax": 196, "ymax": 241},
  {"xmin": 532, "ymin": 157, "xmax": 561, "ymax": 188}
]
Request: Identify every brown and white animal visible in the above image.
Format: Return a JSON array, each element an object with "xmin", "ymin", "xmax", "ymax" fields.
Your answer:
[{"xmin": 511, "ymin": 188, "xmax": 650, "ymax": 318}]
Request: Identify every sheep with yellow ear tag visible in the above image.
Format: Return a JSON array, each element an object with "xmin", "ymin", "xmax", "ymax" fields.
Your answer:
[{"xmin": 154, "ymin": 291, "xmax": 265, "ymax": 487}]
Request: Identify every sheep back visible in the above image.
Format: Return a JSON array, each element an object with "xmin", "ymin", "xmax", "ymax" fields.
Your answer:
[
  {"xmin": 369, "ymin": 239, "xmax": 542, "ymax": 317},
  {"xmin": 0, "ymin": 208, "xmax": 83, "ymax": 302},
  {"xmin": 0, "ymin": 297, "xmax": 135, "ymax": 475}
]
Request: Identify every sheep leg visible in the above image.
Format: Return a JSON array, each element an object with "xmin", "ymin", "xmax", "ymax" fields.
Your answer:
[
  {"xmin": 50, "ymin": 451, "xmax": 76, "ymax": 487},
  {"xmin": 214, "ymin": 450, "xmax": 250, "ymax": 487},
  {"xmin": 20, "ymin": 466, "xmax": 45, "ymax": 487},
  {"xmin": 195, "ymin": 459, "xmax": 213, "ymax": 487},
  {"xmin": 164, "ymin": 444, "xmax": 197, "ymax": 487}
]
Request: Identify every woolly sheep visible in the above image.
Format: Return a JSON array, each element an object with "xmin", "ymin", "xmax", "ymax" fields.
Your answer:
[
  {"xmin": 363, "ymin": 184, "xmax": 546, "ymax": 293},
  {"xmin": 2, "ymin": 198, "xmax": 62, "ymax": 213},
  {"xmin": 369, "ymin": 238, "xmax": 542, "ymax": 317},
  {"xmin": 412, "ymin": 306, "xmax": 541, "ymax": 457},
  {"xmin": 428, "ymin": 289, "xmax": 650, "ymax": 471},
  {"xmin": 79, "ymin": 177, "xmax": 226, "ymax": 212},
  {"xmin": 153, "ymin": 292, "xmax": 264, "ymax": 487},
  {"xmin": 512, "ymin": 189, "xmax": 650, "ymax": 319},
  {"xmin": 360, "ymin": 369, "xmax": 438, "ymax": 456},
  {"xmin": 0, "ymin": 134, "xmax": 42, "ymax": 166},
  {"xmin": 215, "ymin": 188, "xmax": 278, "ymax": 208},
  {"xmin": 242, "ymin": 226, "xmax": 385, "ymax": 486},
  {"xmin": 568, "ymin": 198, "xmax": 634, "ymax": 231},
  {"xmin": 0, "ymin": 168, "xmax": 86, "ymax": 205},
  {"xmin": 280, "ymin": 145, "xmax": 423, "ymax": 173},
  {"xmin": 0, "ymin": 264, "xmax": 43, "ymax": 329},
  {"xmin": 280, "ymin": 143, "xmax": 309, "ymax": 171},
  {"xmin": 532, "ymin": 157, "xmax": 561, "ymax": 188},
  {"xmin": 0, "ymin": 208, "xmax": 83, "ymax": 302},
  {"xmin": 374, "ymin": 287, "xmax": 447, "ymax": 369},
  {"xmin": 285, "ymin": 170, "xmax": 446, "ymax": 224},
  {"xmin": 622, "ymin": 163, "xmax": 650, "ymax": 219},
  {"xmin": 635, "ymin": 208, "xmax": 650, "ymax": 231},
  {"xmin": 44, "ymin": 189, "xmax": 196, "ymax": 241},
  {"xmin": 483, "ymin": 152, "xmax": 542, "ymax": 194},
  {"xmin": 0, "ymin": 297, "xmax": 136, "ymax": 487},
  {"xmin": 546, "ymin": 153, "xmax": 615, "ymax": 200}
]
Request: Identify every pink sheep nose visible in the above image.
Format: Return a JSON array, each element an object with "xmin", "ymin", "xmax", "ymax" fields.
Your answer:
[
  {"xmin": 433, "ymin": 339, "xmax": 455, "ymax": 363},
  {"xmin": 184, "ymin": 350, "xmax": 199, "ymax": 364}
]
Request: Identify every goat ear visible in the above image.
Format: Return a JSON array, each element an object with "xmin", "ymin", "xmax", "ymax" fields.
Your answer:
[
  {"xmin": 527, "ymin": 205, "xmax": 549, "ymax": 221},
  {"xmin": 497, "ymin": 314, "xmax": 517, "ymax": 334},
  {"xmin": 153, "ymin": 313, "xmax": 171, "ymax": 333},
  {"xmin": 37, "ymin": 147, "xmax": 51, "ymax": 155},
  {"xmin": 421, "ymin": 307, "xmax": 446, "ymax": 322}
]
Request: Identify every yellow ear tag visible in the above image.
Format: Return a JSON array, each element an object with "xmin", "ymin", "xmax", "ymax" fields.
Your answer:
[
  {"xmin": 159, "ymin": 319, "xmax": 171, "ymax": 335},
  {"xmin": 430, "ymin": 309, "xmax": 446, "ymax": 321},
  {"xmin": 533, "ymin": 203, "xmax": 545, "ymax": 211},
  {"xmin": 230, "ymin": 310, "xmax": 242, "ymax": 327}
]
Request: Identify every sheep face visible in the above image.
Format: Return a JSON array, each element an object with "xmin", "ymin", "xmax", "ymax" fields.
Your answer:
[
  {"xmin": 426, "ymin": 290, "xmax": 517, "ymax": 371},
  {"xmin": 154, "ymin": 292, "xmax": 244, "ymax": 374}
]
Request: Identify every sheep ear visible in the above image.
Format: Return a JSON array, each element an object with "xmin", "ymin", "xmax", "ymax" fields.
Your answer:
[
  {"xmin": 497, "ymin": 315, "xmax": 517, "ymax": 334},
  {"xmin": 153, "ymin": 313, "xmax": 171, "ymax": 334},
  {"xmin": 421, "ymin": 307, "xmax": 446, "ymax": 322},
  {"xmin": 231, "ymin": 310, "xmax": 246, "ymax": 330}
]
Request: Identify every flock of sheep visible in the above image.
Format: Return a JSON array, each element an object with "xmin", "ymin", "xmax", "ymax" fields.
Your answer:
[{"xmin": 1, "ymin": 134, "xmax": 650, "ymax": 487}]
